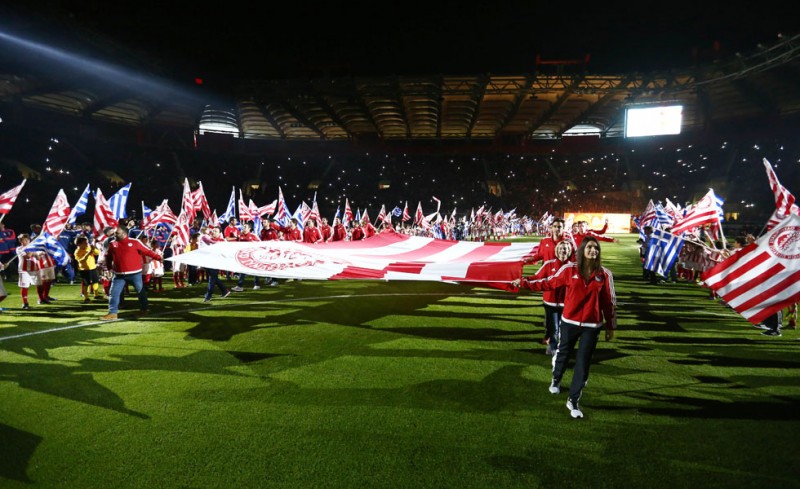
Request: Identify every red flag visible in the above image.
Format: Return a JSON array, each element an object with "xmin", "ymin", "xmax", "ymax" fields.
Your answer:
[
  {"xmin": 275, "ymin": 187, "xmax": 290, "ymax": 222},
  {"xmin": 238, "ymin": 190, "xmax": 253, "ymax": 221},
  {"xmin": 671, "ymin": 189, "xmax": 724, "ymax": 235},
  {"xmin": 258, "ymin": 199, "xmax": 277, "ymax": 217},
  {"xmin": 343, "ymin": 198, "xmax": 354, "ymax": 225},
  {"xmin": 0, "ymin": 179, "xmax": 27, "ymax": 215},
  {"xmin": 181, "ymin": 178, "xmax": 194, "ymax": 216},
  {"xmin": 42, "ymin": 189, "xmax": 71, "ymax": 237},
  {"xmin": 414, "ymin": 202, "xmax": 424, "ymax": 226},
  {"xmin": 402, "ymin": 201, "xmax": 410, "ymax": 222},
  {"xmin": 93, "ymin": 188, "xmax": 118, "ymax": 239},
  {"xmin": 309, "ymin": 196, "xmax": 320, "ymax": 223},
  {"xmin": 170, "ymin": 209, "xmax": 192, "ymax": 247},
  {"xmin": 701, "ymin": 213, "xmax": 800, "ymax": 325},
  {"xmin": 193, "ymin": 182, "xmax": 213, "ymax": 221},
  {"xmin": 376, "ymin": 204, "xmax": 387, "ymax": 225},
  {"xmin": 763, "ymin": 158, "xmax": 799, "ymax": 231},
  {"xmin": 143, "ymin": 199, "xmax": 178, "ymax": 231}
]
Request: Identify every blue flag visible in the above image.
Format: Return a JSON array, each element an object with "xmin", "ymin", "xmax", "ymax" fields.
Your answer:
[
  {"xmin": 391, "ymin": 206, "xmax": 402, "ymax": 217},
  {"xmin": 22, "ymin": 231, "xmax": 71, "ymax": 267},
  {"xmin": 67, "ymin": 184, "xmax": 91, "ymax": 225},
  {"xmin": 218, "ymin": 187, "xmax": 236, "ymax": 225},
  {"xmin": 108, "ymin": 183, "xmax": 132, "ymax": 220},
  {"xmin": 644, "ymin": 228, "xmax": 685, "ymax": 278}
]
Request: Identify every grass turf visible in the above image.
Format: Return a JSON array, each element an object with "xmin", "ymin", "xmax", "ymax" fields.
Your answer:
[{"xmin": 0, "ymin": 234, "xmax": 798, "ymax": 489}]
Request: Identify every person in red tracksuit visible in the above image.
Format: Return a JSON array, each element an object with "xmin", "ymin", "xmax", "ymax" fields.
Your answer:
[
  {"xmin": 522, "ymin": 239, "xmax": 574, "ymax": 355},
  {"xmin": 329, "ymin": 217, "xmax": 346, "ymax": 242},
  {"xmin": 513, "ymin": 236, "xmax": 616, "ymax": 419},
  {"xmin": 302, "ymin": 219, "xmax": 323, "ymax": 244},
  {"xmin": 525, "ymin": 218, "xmax": 575, "ymax": 266},
  {"xmin": 100, "ymin": 225, "xmax": 163, "ymax": 321}
]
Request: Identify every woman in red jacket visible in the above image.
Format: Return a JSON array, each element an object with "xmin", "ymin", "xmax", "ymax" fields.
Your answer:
[
  {"xmin": 525, "ymin": 239, "xmax": 574, "ymax": 355},
  {"xmin": 514, "ymin": 236, "xmax": 616, "ymax": 419}
]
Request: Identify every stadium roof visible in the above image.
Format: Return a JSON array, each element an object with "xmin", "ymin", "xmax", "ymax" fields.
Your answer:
[{"xmin": 2, "ymin": 4, "xmax": 800, "ymax": 148}]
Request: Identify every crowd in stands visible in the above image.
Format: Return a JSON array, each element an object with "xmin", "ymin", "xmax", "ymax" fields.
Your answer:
[{"xmin": 2, "ymin": 123, "xmax": 799, "ymax": 241}]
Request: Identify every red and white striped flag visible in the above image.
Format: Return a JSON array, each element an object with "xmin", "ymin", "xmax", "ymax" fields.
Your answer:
[
  {"xmin": 238, "ymin": 190, "xmax": 254, "ymax": 221},
  {"xmin": 376, "ymin": 204, "xmax": 387, "ymax": 225},
  {"xmin": 42, "ymin": 189, "xmax": 71, "ymax": 237},
  {"xmin": 169, "ymin": 231, "xmax": 538, "ymax": 290},
  {"xmin": 143, "ymin": 199, "xmax": 178, "ymax": 231},
  {"xmin": 701, "ymin": 213, "xmax": 800, "ymax": 325},
  {"xmin": 763, "ymin": 158, "xmax": 799, "ymax": 231},
  {"xmin": 275, "ymin": 187, "xmax": 291, "ymax": 223},
  {"xmin": 671, "ymin": 189, "xmax": 724, "ymax": 235},
  {"xmin": 193, "ymin": 182, "xmax": 213, "ymax": 221},
  {"xmin": 414, "ymin": 202, "xmax": 425, "ymax": 226},
  {"xmin": 93, "ymin": 188, "xmax": 118, "ymax": 239},
  {"xmin": 401, "ymin": 201, "xmax": 410, "ymax": 222},
  {"xmin": 309, "ymin": 196, "xmax": 320, "ymax": 223},
  {"xmin": 258, "ymin": 199, "xmax": 277, "ymax": 217},
  {"xmin": 343, "ymin": 198, "xmax": 354, "ymax": 225},
  {"xmin": 0, "ymin": 179, "xmax": 26, "ymax": 215},
  {"xmin": 181, "ymin": 178, "xmax": 195, "ymax": 216},
  {"xmin": 170, "ymin": 209, "xmax": 192, "ymax": 248}
]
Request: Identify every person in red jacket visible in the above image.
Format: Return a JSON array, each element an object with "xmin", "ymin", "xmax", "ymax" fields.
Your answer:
[
  {"xmin": 281, "ymin": 218, "xmax": 303, "ymax": 242},
  {"xmin": 524, "ymin": 218, "xmax": 575, "ymax": 266},
  {"xmin": 513, "ymin": 236, "xmax": 616, "ymax": 419},
  {"xmin": 522, "ymin": 240, "xmax": 574, "ymax": 355},
  {"xmin": 330, "ymin": 217, "xmax": 346, "ymax": 242},
  {"xmin": 302, "ymin": 219, "xmax": 323, "ymax": 243},
  {"xmin": 319, "ymin": 217, "xmax": 332, "ymax": 242},
  {"xmin": 362, "ymin": 218, "xmax": 377, "ymax": 238},
  {"xmin": 350, "ymin": 221, "xmax": 365, "ymax": 241},
  {"xmin": 573, "ymin": 219, "xmax": 617, "ymax": 248},
  {"xmin": 100, "ymin": 225, "xmax": 163, "ymax": 321}
]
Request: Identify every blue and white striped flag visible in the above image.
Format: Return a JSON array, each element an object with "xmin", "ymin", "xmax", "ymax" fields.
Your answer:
[
  {"xmin": 142, "ymin": 201, "xmax": 152, "ymax": 222},
  {"xmin": 644, "ymin": 228, "xmax": 685, "ymax": 278},
  {"xmin": 21, "ymin": 231, "xmax": 72, "ymax": 267},
  {"xmin": 67, "ymin": 183, "xmax": 91, "ymax": 225},
  {"xmin": 292, "ymin": 204, "xmax": 305, "ymax": 231},
  {"xmin": 108, "ymin": 183, "xmax": 132, "ymax": 220},
  {"xmin": 654, "ymin": 202, "xmax": 674, "ymax": 229},
  {"xmin": 218, "ymin": 187, "xmax": 236, "ymax": 225}
]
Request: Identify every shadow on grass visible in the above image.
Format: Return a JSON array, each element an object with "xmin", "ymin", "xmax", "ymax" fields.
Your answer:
[
  {"xmin": 627, "ymin": 392, "xmax": 800, "ymax": 420},
  {"xmin": 670, "ymin": 353, "xmax": 800, "ymax": 369},
  {"xmin": 0, "ymin": 423, "xmax": 40, "ymax": 483}
]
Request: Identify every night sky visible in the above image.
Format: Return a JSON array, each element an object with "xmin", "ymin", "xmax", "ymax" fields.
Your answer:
[{"xmin": 2, "ymin": 1, "xmax": 797, "ymax": 87}]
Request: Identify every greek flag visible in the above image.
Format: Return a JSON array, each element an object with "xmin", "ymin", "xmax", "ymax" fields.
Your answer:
[
  {"xmin": 22, "ymin": 231, "xmax": 72, "ymax": 267},
  {"xmin": 292, "ymin": 204, "xmax": 305, "ymax": 231},
  {"xmin": 654, "ymin": 202, "xmax": 674, "ymax": 229},
  {"xmin": 108, "ymin": 183, "xmax": 132, "ymax": 220},
  {"xmin": 142, "ymin": 202, "xmax": 152, "ymax": 222},
  {"xmin": 67, "ymin": 184, "xmax": 91, "ymax": 225},
  {"xmin": 644, "ymin": 228, "xmax": 685, "ymax": 278},
  {"xmin": 218, "ymin": 187, "xmax": 236, "ymax": 225}
]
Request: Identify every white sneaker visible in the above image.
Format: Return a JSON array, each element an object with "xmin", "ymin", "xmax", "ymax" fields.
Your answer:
[
  {"xmin": 566, "ymin": 399, "xmax": 583, "ymax": 418},
  {"xmin": 252, "ymin": 285, "xmax": 261, "ymax": 290},
  {"xmin": 231, "ymin": 286, "xmax": 244, "ymax": 292},
  {"xmin": 269, "ymin": 280, "xmax": 279, "ymax": 287},
  {"xmin": 548, "ymin": 380, "xmax": 560, "ymax": 394}
]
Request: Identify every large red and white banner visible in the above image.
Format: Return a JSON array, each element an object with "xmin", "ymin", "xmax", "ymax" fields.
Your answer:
[
  {"xmin": 701, "ymin": 213, "xmax": 800, "ymax": 324},
  {"xmin": 168, "ymin": 232, "xmax": 537, "ymax": 289}
]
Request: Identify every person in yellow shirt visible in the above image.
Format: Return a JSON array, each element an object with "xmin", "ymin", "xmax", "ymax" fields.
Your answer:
[{"xmin": 74, "ymin": 235, "xmax": 103, "ymax": 303}]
